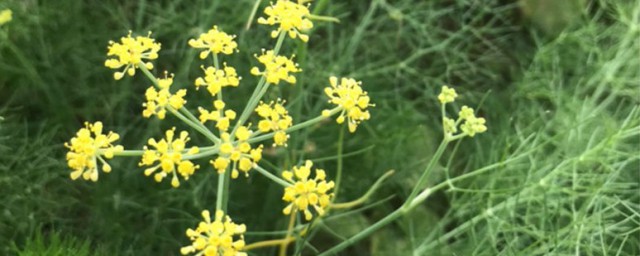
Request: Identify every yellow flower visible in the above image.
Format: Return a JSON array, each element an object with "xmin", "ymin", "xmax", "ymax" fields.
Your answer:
[
  {"xmin": 443, "ymin": 117, "xmax": 457, "ymax": 135},
  {"xmin": 250, "ymin": 50, "xmax": 300, "ymax": 85},
  {"xmin": 188, "ymin": 25, "xmax": 238, "ymax": 59},
  {"xmin": 142, "ymin": 73, "xmax": 187, "ymax": 119},
  {"xmin": 65, "ymin": 122, "xmax": 124, "ymax": 182},
  {"xmin": 195, "ymin": 64, "xmax": 241, "ymax": 97},
  {"xmin": 322, "ymin": 76, "xmax": 373, "ymax": 132},
  {"xmin": 258, "ymin": 0, "xmax": 313, "ymax": 42},
  {"xmin": 198, "ymin": 100, "xmax": 237, "ymax": 131},
  {"xmin": 181, "ymin": 210, "xmax": 247, "ymax": 256},
  {"xmin": 438, "ymin": 85, "xmax": 457, "ymax": 104},
  {"xmin": 0, "ymin": 9, "xmax": 12, "ymax": 25},
  {"xmin": 255, "ymin": 99, "xmax": 293, "ymax": 146},
  {"xmin": 282, "ymin": 160, "xmax": 334, "ymax": 221},
  {"xmin": 212, "ymin": 128, "xmax": 263, "ymax": 179},
  {"xmin": 104, "ymin": 31, "xmax": 161, "ymax": 80},
  {"xmin": 459, "ymin": 106, "xmax": 487, "ymax": 137},
  {"xmin": 139, "ymin": 128, "xmax": 200, "ymax": 188}
]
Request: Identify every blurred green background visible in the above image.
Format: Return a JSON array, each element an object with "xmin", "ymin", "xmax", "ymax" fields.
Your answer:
[{"xmin": 1, "ymin": 0, "xmax": 638, "ymax": 255}]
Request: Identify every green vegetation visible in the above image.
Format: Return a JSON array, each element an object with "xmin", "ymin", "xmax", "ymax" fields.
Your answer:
[{"xmin": 1, "ymin": 0, "xmax": 638, "ymax": 255}]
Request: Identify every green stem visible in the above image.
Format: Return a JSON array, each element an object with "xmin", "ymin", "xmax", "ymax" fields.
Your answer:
[
  {"xmin": 168, "ymin": 107, "xmax": 219, "ymax": 143},
  {"xmin": 216, "ymin": 171, "xmax": 226, "ymax": 211},
  {"xmin": 254, "ymin": 164, "xmax": 292, "ymax": 187},
  {"xmin": 232, "ymin": 32, "xmax": 287, "ymax": 137},
  {"xmin": 221, "ymin": 167, "xmax": 231, "ymax": 212},
  {"xmin": 318, "ymin": 207, "xmax": 405, "ymax": 256},
  {"xmin": 245, "ymin": 0, "xmax": 262, "ymax": 30},
  {"xmin": 330, "ymin": 170, "xmax": 395, "ymax": 209},
  {"xmin": 111, "ymin": 150, "xmax": 145, "ymax": 156},
  {"xmin": 138, "ymin": 64, "xmax": 219, "ymax": 143},
  {"xmin": 333, "ymin": 124, "xmax": 345, "ymax": 200},
  {"xmin": 248, "ymin": 107, "xmax": 340, "ymax": 144},
  {"xmin": 405, "ymin": 139, "xmax": 449, "ymax": 204}
]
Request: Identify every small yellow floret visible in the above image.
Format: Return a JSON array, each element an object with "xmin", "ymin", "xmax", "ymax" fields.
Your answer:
[
  {"xmin": 0, "ymin": 9, "xmax": 12, "ymax": 25},
  {"xmin": 194, "ymin": 64, "xmax": 241, "ymax": 96},
  {"xmin": 258, "ymin": 0, "xmax": 313, "ymax": 42},
  {"xmin": 282, "ymin": 160, "xmax": 335, "ymax": 221},
  {"xmin": 255, "ymin": 99, "xmax": 293, "ymax": 146},
  {"xmin": 188, "ymin": 25, "xmax": 238, "ymax": 58},
  {"xmin": 324, "ymin": 76, "xmax": 373, "ymax": 132},
  {"xmin": 211, "ymin": 130, "xmax": 263, "ymax": 178},
  {"xmin": 105, "ymin": 31, "xmax": 161, "ymax": 80},
  {"xmin": 180, "ymin": 210, "xmax": 247, "ymax": 256},
  {"xmin": 142, "ymin": 73, "xmax": 187, "ymax": 119},
  {"xmin": 65, "ymin": 122, "xmax": 124, "ymax": 182},
  {"xmin": 139, "ymin": 128, "xmax": 200, "ymax": 187},
  {"xmin": 198, "ymin": 100, "xmax": 237, "ymax": 131},
  {"xmin": 438, "ymin": 85, "xmax": 458, "ymax": 104},
  {"xmin": 251, "ymin": 50, "xmax": 300, "ymax": 85}
]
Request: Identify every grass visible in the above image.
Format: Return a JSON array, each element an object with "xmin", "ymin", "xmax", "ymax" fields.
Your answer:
[{"xmin": 0, "ymin": 0, "xmax": 638, "ymax": 255}]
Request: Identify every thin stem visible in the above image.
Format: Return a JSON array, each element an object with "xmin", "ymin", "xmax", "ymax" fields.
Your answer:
[
  {"xmin": 404, "ymin": 139, "xmax": 449, "ymax": 204},
  {"xmin": 254, "ymin": 164, "xmax": 292, "ymax": 187},
  {"xmin": 216, "ymin": 171, "xmax": 225, "ymax": 211},
  {"xmin": 232, "ymin": 32, "xmax": 287, "ymax": 137},
  {"xmin": 244, "ymin": 237, "xmax": 296, "ymax": 251},
  {"xmin": 333, "ymin": 124, "xmax": 345, "ymax": 200},
  {"xmin": 138, "ymin": 64, "xmax": 219, "ymax": 143},
  {"xmin": 318, "ymin": 207, "xmax": 405, "ymax": 256},
  {"xmin": 330, "ymin": 170, "xmax": 395, "ymax": 210},
  {"xmin": 168, "ymin": 108, "xmax": 219, "ymax": 143},
  {"xmin": 279, "ymin": 211, "xmax": 297, "ymax": 256},
  {"xmin": 248, "ymin": 107, "xmax": 341, "ymax": 144},
  {"xmin": 111, "ymin": 150, "xmax": 144, "ymax": 157},
  {"xmin": 245, "ymin": 0, "xmax": 262, "ymax": 30}
]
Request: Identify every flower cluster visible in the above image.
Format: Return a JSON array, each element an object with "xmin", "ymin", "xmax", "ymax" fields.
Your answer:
[
  {"xmin": 188, "ymin": 26, "xmax": 238, "ymax": 59},
  {"xmin": 250, "ymin": 50, "xmax": 300, "ymax": 85},
  {"xmin": 258, "ymin": 0, "xmax": 313, "ymax": 42},
  {"xmin": 195, "ymin": 65, "xmax": 241, "ymax": 96},
  {"xmin": 180, "ymin": 210, "xmax": 247, "ymax": 256},
  {"xmin": 105, "ymin": 31, "xmax": 161, "ymax": 80},
  {"xmin": 0, "ymin": 9, "xmax": 11, "ymax": 26},
  {"xmin": 198, "ymin": 100, "xmax": 237, "ymax": 132},
  {"xmin": 323, "ymin": 76, "xmax": 373, "ymax": 132},
  {"xmin": 255, "ymin": 99, "xmax": 293, "ymax": 146},
  {"xmin": 212, "ymin": 127, "xmax": 263, "ymax": 179},
  {"xmin": 65, "ymin": 122, "xmax": 124, "ymax": 182},
  {"xmin": 438, "ymin": 86, "xmax": 487, "ymax": 138},
  {"xmin": 438, "ymin": 85, "xmax": 458, "ymax": 104},
  {"xmin": 282, "ymin": 160, "xmax": 335, "ymax": 221},
  {"xmin": 459, "ymin": 106, "xmax": 487, "ymax": 137},
  {"xmin": 64, "ymin": 2, "xmax": 383, "ymax": 254},
  {"xmin": 139, "ymin": 128, "xmax": 200, "ymax": 188},
  {"xmin": 143, "ymin": 74, "xmax": 187, "ymax": 119}
]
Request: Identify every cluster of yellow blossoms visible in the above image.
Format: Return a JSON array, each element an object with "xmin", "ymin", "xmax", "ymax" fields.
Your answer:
[
  {"xmin": 258, "ymin": 0, "xmax": 313, "ymax": 42},
  {"xmin": 143, "ymin": 73, "xmax": 187, "ymax": 119},
  {"xmin": 65, "ymin": 122, "xmax": 123, "ymax": 182},
  {"xmin": 255, "ymin": 99, "xmax": 293, "ymax": 146},
  {"xmin": 323, "ymin": 76, "xmax": 373, "ymax": 132},
  {"xmin": 180, "ymin": 210, "xmax": 247, "ymax": 256},
  {"xmin": 188, "ymin": 26, "xmax": 238, "ymax": 58},
  {"xmin": 282, "ymin": 160, "xmax": 335, "ymax": 221},
  {"xmin": 139, "ymin": 128, "xmax": 200, "ymax": 188},
  {"xmin": 105, "ymin": 31, "xmax": 161, "ymax": 80},
  {"xmin": 213, "ymin": 127, "xmax": 263, "ymax": 179},
  {"xmin": 199, "ymin": 100, "xmax": 237, "ymax": 132},
  {"xmin": 250, "ymin": 50, "xmax": 300, "ymax": 85},
  {"xmin": 66, "ymin": 0, "xmax": 385, "ymax": 255},
  {"xmin": 0, "ymin": 9, "xmax": 11, "ymax": 26},
  {"xmin": 195, "ymin": 65, "xmax": 240, "ymax": 96},
  {"xmin": 438, "ymin": 86, "xmax": 487, "ymax": 138}
]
